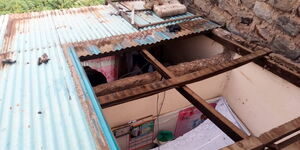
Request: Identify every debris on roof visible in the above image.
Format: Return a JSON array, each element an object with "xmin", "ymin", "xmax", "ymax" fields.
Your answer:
[
  {"xmin": 37, "ymin": 53, "xmax": 50, "ymax": 65},
  {"xmin": 1, "ymin": 58, "xmax": 16, "ymax": 65}
]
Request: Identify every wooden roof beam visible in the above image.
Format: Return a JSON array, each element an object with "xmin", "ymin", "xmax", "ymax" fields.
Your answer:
[
  {"xmin": 140, "ymin": 49, "xmax": 248, "ymax": 142},
  {"xmin": 222, "ymin": 116, "xmax": 300, "ymax": 150},
  {"xmin": 99, "ymin": 49, "xmax": 270, "ymax": 108},
  {"xmin": 208, "ymin": 28, "xmax": 256, "ymax": 55},
  {"xmin": 93, "ymin": 52, "xmax": 231, "ymax": 96}
]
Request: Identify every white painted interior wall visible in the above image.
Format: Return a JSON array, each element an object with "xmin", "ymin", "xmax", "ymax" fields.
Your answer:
[
  {"xmin": 103, "ymin": 62, "xmax": 300, "ymax": 138},
  {"xmin": 102, "ymin": 36, "xmax": 300, "ymax": 144},
  {"xmin": 102, "ymin": 35, "xmax": 228, "ymax": 128},
  {"xmin": 102, "ymin": 73, "xmax": 228, "ymax": 128},
  {"xmin": 222, "ymin": 62, "xmax": 300, "ymax": 136}
]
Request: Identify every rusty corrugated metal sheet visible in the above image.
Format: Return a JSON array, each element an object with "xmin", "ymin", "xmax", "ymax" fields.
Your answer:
[
  {"xmin": 111, "ymin": 1, "xmax": 197, "ymax": 30},
  {"xmin": 0, "ymin": 5, "xmax": 139, "ymax": 54},
  {"xmin": 0, "ymin": 3, "xmax": 220, "ymax": 150},
  {"xmin": 0, "ymin": 5, "xmax": 131, "ymax": 150},
  {"xmin": 0, "ymin": 4, "xmax": 197, "ymax": 54},
  {"xmin": 73, "ymin": 18, "xmax": 220, "ymax": 60},
  {"xmin": 0, "ymin": 46, "xmax": 100, "ymax": 150},
  {"xmin": 120, "ymin": 1, "xmax": 146, "ymax": 11},
  {"xmin": 135, "ymin": 11, "xmax": 195, "ymax": 29},
  {"xmin": 0, "ymin": 15, "xmax": 9, "ymax": 50}
]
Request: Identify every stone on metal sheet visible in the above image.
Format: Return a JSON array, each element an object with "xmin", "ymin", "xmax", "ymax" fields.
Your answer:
[{"xmin": 154, "ymin": 3, "xmax": 187, "ymax": 17}]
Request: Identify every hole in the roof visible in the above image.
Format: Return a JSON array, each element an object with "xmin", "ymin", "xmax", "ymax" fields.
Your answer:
[{"xmin": 80, "ymin": 34, "xmax": 225, "ymax": 89}]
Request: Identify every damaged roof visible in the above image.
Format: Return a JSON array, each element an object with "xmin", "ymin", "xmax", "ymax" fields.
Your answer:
[
  {"xmin": 0, "ymin": 5, "xmax": 129, "ymax": 150},
  {"xmin": 0, "ymin": 4, "xmax": 220, "ymax": 150},
  {"xmin": 74, "ymin": 19, "xmax": 220, "ymax": 60},
  {"xmin": 0, "ymin": 5, "xmax": 137, "ymax": 54}
]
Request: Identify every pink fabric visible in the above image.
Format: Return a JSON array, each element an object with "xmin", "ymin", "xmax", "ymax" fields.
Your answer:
[
  {"xmin": 174, "ymin": 103, "xmax": 216, "ymax": 137},
  {"xmin": 84, "ymin": 56, "xmax": 118, "ymax": 82}
]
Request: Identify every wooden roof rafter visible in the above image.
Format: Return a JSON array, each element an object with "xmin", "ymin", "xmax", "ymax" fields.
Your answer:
[
  {"xmin": 140, "ymin": 49, "xmax": 248, "ymax": 142},
  {"xmin": 94, "ymin": 27, "xmax": 276, "ymax": 142},
  {"xmin": 222, "ymin": 116, "xmax": 300, "ymax": 150},
  {"xmin": 98, "ymin": 36, "xmax": 270, "ymax": 142},
  {"xmin": 99, "ymin": 49, "xmax": 270, "ymax": 107}
]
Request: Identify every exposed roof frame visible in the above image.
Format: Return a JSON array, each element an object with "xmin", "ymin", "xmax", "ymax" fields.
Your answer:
[
  {"xmin": 140, "ymin": 49, "xmax": 248, "ymax": 141},
  {"xmin": 74, "ymin": 18, "xmax": 219, "ymax": 61},
  {"xmin": 93, "ymin": 52, "xmax": 232, "ymax": 97},
  {"xmin": 97, "ymin": 33, "xmax": 271, "ymax": 142},
  {"xmin": 99, "ymin": 49, "xmax": 270, "ymax": 108}
]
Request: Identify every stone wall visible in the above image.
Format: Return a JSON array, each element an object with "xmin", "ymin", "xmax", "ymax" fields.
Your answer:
[{"xmin": 185, "ymin": 0, "xmax": 300, "ymax": 62}]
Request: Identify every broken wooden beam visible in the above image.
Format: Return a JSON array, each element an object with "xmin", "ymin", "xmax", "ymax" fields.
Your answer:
[
  {"xmin": 222, "ymin": 116, "xmax": 300, "ymax": 150},
  {"xmin": 94, "ymin": 52, "xmax": 232, "ymax": 96},
  {"xmin": 270, "ymin": 133, "xmax": 300, "ymax": 149},
  {"xmin": 140, "ymin": 49, "xmax": 248, "ymax": 142},
  {"xmin": 99, "ymin": 49, "xmax": 270, "ymax": 108},
  {"xmin": 140, "ymin": 49, "xmax": 175, "ymax": 78},
  {"xmin": 258, "ymin": 55, "xmax": 300, "ymax": 88},
  {"xmin": 258, "ymin": 117, "xmax": 300, "ymax": 149}
]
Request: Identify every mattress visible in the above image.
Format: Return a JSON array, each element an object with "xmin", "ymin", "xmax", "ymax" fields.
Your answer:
[{"xmin": 151, "ymin": 97, "xmax": 250, "ymax": 150}]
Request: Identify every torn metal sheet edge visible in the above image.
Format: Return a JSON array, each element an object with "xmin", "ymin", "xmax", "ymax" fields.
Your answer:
[
  {"xmin": 63, "ymin": 46, "xmax": 119, "ymax": 150},
  {"xmin": 73, "ymin": 18, "xmax": 220, "ymax": 61}
]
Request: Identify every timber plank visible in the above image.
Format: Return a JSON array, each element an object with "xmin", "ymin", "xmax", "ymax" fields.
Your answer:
[
  {"xmin": 223, "ymin": 117, "xmax": 300, "ymax": 150},
  {"xmin": 99, "ymin": 49, "xmax": 269, "ymax": 107},
  {"xmin": 142, "ymin": 49, "xmax": 248, "ymax": 141}
]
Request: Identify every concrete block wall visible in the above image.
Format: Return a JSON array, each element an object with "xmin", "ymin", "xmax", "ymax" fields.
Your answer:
[{"xmin": 185, "ymin": 0, "xmax": 300, "ymax": 62}]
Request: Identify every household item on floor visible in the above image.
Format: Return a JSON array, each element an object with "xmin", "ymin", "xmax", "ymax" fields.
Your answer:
[
  {"xmin": 151, "ymin": 97, "xmax": 250, "ymax": 150},
  {"xmin": 129, "ymin": 120, "xmax": 155, "ymax": 150},
  {"xmin": 157, "ymin": 130, "xmax": 174, "ymax": 145},
  {"xmin": 174, "ymin": 101, "xmax": 217, "ymax": 138}
]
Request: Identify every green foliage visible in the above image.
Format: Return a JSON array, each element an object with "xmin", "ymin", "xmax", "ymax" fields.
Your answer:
[{"xmin": 0, "ymin": 0, "xmax": 105, "ymax": 14}]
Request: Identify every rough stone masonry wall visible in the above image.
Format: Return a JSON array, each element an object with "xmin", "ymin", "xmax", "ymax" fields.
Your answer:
[{"xmin": 185, "ymin": 0, "xmax": 300, "ymax": 62}]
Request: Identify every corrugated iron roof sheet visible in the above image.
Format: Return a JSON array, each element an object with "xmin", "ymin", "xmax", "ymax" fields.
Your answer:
[
  {"xmin": 0, "ymin": 4, "xmax": 198, "ymax": 54},
  {"xmin": 0, "ymin": 5, "xmax": 139, "ymax": 54},
  {"xmin": 0, "ymin": 15, "xmax": 9, "ymax": 49},
  {"xmin": 0, "ymin": 3, "xmax": 220, "ymax": 150},
  {"xmin": 73, "ymin": 18, "xmax": 220, "ymax": 60},
  {"xmin": 120, "ymin": 1, "xmax": 146, "ymax": 11},
  {"xmin": 0, "ymin": 46, "xmax": 98, "ymax": 150},
  {"xmin": 0, "ymin": 5, "xmax": 133, "ymax": 150},
  {"xmin": 111, "ymin": 0, "xmax": 198, "ymax": 30},
  {"xmin": 134, "ymin": 11, "xmax": 194, "ymax": 28}
]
